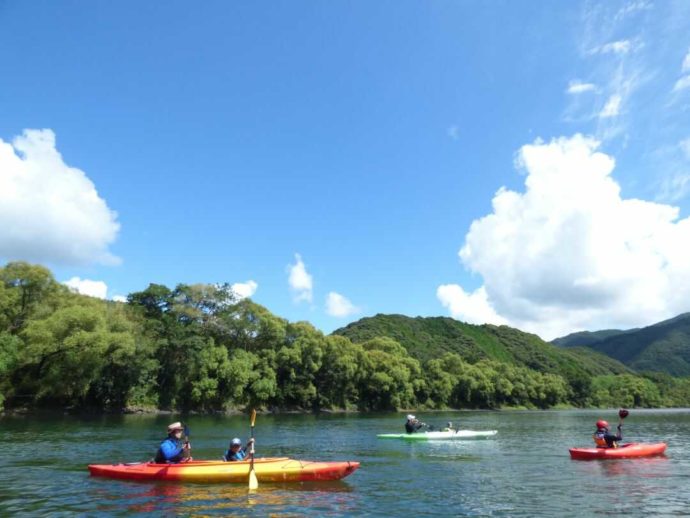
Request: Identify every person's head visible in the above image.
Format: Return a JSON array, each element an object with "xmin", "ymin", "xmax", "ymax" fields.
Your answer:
[
  {"xmin": 447, "ymin": 422, "xmax": 452, "ymax": 428},
  {"xmin": 229, "ymin": 437, "xmax": 242, "ymax": 451},
  {"xmin": 596, "ymin": 420, "xmax": 609, "ymax": 431},
  {"xmin": 167, "ymin": 421, "xmax": 184, "ymax": 437},
  {"xmin": 406, "ymin": 414, "xmax": 415, "ymax": 422}
]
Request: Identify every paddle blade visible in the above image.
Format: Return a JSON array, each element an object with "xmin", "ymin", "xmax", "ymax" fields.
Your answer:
[
  {"xmin": 249, "ymin": 467, "xmax": 259, "ymax": 490},
  {"xmin": 619, "ymin": 409, "xmax": 629, "ymax": 419},
  {"xmin": 250, "ymin": 408, "xmax": 257, "ymax": 428}
]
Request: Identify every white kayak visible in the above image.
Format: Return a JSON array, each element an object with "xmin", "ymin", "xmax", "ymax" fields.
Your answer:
[{"xmin": 377, "ymin": 430, "xmax": 498, "ymax": 441}]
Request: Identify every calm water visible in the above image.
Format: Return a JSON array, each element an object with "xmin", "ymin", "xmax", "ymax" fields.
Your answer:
[{"xmin": 1, "ymin": 409, "xmax": 688, "ymax": 516}]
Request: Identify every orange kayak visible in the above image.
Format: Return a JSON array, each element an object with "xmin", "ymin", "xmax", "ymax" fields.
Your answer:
[
  {"xmin": 88, "ymin": 457, "xmax": 360, "ymax": 483},
  {"xmin": 569, "ymin": 443, "xmax": 667, "ymax": 460}
]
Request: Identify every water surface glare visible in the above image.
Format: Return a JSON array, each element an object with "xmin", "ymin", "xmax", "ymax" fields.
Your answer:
[{"xmin": 1, "ymin": 409, "xmax": 688, "ymax": 516}]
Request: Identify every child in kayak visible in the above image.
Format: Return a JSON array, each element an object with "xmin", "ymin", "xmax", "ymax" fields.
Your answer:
[
  {"xmin": 224, "ymin": 437, "xmax": 255, "ymax": 461},
  {"xmin": 593, "ymin": 419, "xmax": 622, "ymax": 448},
  {"xmin": 154, "ymin": 421, "xmax": 191, "ymax": 463}
]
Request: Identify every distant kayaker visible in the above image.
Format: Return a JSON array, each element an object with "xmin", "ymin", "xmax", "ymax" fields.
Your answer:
[
  {"xmin": 405, "ymin": 414, "xmax": 425, "ymax": 434},
  {"xmin": 154, "ymin": 421, "xmax": 191, "ymax": 463},
  {"xmin": 593, "ymin": 419, "xmax": 622, "ymax": 448},
  {"xmin": 223, "ymin": 437, "xmax": 255, "ymax": 461}
]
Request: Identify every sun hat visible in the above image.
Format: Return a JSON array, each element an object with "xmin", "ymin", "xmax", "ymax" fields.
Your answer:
[{"xmin": 167, "ymin": 421, "xmax": 184, "ymax": 432}]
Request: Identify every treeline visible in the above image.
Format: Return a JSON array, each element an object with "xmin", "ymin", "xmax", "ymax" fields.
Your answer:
[{"xmin": 1, "ymin": 262, "xmax": 689, "ymax": 413}]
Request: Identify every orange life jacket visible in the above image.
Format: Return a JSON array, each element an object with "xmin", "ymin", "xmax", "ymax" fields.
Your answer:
[{"xmin": 593, "ymin": 431, "xmax": 618, "ymax": 448}]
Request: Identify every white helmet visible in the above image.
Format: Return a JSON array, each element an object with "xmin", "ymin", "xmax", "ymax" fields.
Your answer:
[{"xmin": 406, "ymin": 414, "xmax": 415, "ymax": 420}]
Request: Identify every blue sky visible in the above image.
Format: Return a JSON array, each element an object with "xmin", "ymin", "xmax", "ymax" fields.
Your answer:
[{"xmin": 1, "ymin": 0, "xmax": 690, "ymax": 339}]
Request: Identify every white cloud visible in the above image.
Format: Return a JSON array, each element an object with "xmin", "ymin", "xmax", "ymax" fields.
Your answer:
[
  {"xmin": 0, "ymin": 129, "xmax": 120, "ymax": 265},
  {"xmin": 591, "ymin": 40, "xmax": 632, "ymax": 55},
  {"xmin": 673, "ymin": 75, "xmax": 690, "ymax": 92},
  {"xmin": 447, "ymin": 125, "xmax": 460, "ymax": 140},
  {"xmin": 599, "ymin": 94, "xmax": 622, "ymax": 118},
  {"xmin": 614, "ymin": 0, "xmax": 652, "ymax": 21},
  {"xmin": 680, "ymin": 138, "xmax": 690, "ymax": 160},
  {"xmin": 437, "ymin": 285, "xmax": 507, "ymax": 326},
  {"xmin": 682, "ymin": 48, "xmax": 690, "ymax": 73},
  {"xmin": 63, "ymin": 277, "xmax": 108, "ymax": 299},
  {"xmin": 657, "ymin": 173, "xmax": 690, "ymax": 203},
  {"xmin": 231, "ymin": 280, "xmax": 258, "ymax": 300},
  {"xmin": 438, "ymin": 134, "xmax": 690, "ymax": 340},
  {"xmin": 325, "ymin": 292, "xmax": 360, "ymax": 318},
  {"xmin": 567, "ymin": 81, "xmax": 596, "ymax": 94},
  {"xmin": 287, "ymin": 253, "xmax": 313, "ymax": 303},
  {"xmin": 112, "ymin": 295, "xmax": 127, "ymax": 303}
]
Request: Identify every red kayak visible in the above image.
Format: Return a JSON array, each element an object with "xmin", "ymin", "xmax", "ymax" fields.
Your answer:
[
  {"xmin": 88, "ymin": 457, "xmax": 360, "ymax": 483},
  {"xmin": 569, "ymin": 443, "xmax": 667, "ymax": 460}
]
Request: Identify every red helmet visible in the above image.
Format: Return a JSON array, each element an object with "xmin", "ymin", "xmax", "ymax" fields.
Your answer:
[{"xmin": 596, "ymin": 420, "xmax": 609, "ymax": 429}]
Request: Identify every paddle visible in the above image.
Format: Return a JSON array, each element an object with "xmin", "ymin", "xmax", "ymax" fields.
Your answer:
[
  {"xmin": 248, "ymin": 409, "xmax": 258, "ymax": 490},
  {"xmin": 182, "ymin": 423, "xmax": 191, "ymax": 461}
]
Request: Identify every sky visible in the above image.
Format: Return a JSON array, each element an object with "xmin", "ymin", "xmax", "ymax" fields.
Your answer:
[{"xmin": 1, "ymin": 0, "xmax": 690, "ymax": 340}]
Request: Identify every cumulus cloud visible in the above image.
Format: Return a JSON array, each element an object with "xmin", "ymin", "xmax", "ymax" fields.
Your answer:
[
  {"xmin": 325, "ymin": 292, "xmax": 360, "ymax": 318},
  {"xmin": 231, "ymin": 280, "xmax": 258, "ymax": 300},
  {"xmin": 287, "ymin": 253, "xmax": 313, "ymax": 303},
  {"xmin": 63, "ymin": 277, "xmax": 108, "ymax": 299},
  {"xmin": 599, "ymin": 94, "xmax": 622, "ymax": 118},
  {"xmin": 567, "ymin": 81, "xmax": 596, "ymax": 94},
  {"xmin": 438, "ymin": 134, "xmax": 690, "ymax": 339},
  {"xmin": 112, "ymin": 295, "xmax": 128, "ymax": 303},
  {"xmin": 0, "ymin": 129, "xmax": 120, "ymax": 265}
]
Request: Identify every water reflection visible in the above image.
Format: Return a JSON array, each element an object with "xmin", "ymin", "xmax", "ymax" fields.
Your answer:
[{"xmin": 93, "ymin": 480, "xmax": 356, "ymax": 515}]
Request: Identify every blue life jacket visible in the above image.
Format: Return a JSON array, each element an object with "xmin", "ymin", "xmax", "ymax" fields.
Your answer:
[
  {"xmin": 224, "ymin": 448, "xmax": 247, "ymax": 461},
  {"xmin": 155, "ymin": 437, "xmax": 184, "ymax": 463}
]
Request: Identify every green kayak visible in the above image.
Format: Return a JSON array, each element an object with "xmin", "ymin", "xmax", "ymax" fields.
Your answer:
[{"xmin": 377, "ymin": 430, "xmax": 498, "ymax": 440}]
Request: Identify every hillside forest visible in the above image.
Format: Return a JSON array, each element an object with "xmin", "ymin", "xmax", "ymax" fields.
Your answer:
[{"xmin": 1, "ymin": 262, "xmax": 689, "ymax": 413}]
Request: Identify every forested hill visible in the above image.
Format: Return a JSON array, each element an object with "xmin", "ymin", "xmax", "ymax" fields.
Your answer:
[
  {"xmin": 552, "ymin": 329, "xmax": 630, "ymax": 348},
  {"xmin": 554, "ymin": 313, "xmax": 690, "ymax": 376},
  {"xmin": 2, "ymin": 261, "xmax": 690, "ymax": 413},
  {"xmin": 332, "ymin": 314, "xmax": 631, "ymax": 378}
]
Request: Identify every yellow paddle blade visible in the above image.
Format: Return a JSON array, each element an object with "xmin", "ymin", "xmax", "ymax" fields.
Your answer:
[
  {"xmin": 250, "ymin": 408, "xmax": 257, "ymax": 427},
  {"xmin": 249, "ymin": 468, "xmax": 259, "ymax": 490}
]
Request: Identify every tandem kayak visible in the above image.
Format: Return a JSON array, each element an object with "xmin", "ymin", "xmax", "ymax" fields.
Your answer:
[
  {"xmin": 88, "ymin": 457, "xmax": 360, "ymax": 483},
  {"xmin": 377, "ymin": 430, "xmax": 498, "ymax": 441},
  {"xmin": 569, "ymin": 443, "xmax": 667, "ymax": 460}
]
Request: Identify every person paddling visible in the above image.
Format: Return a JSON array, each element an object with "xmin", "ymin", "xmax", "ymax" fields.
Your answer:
[
  {"xmin": 223, "ymin": 437, "xmax": 255, "ymax": 461},
  {"xmin": 405, "ymin": 414, "xmax": 426, "ymax": 434},
  {"xmin": 154, "ymin": 422, "xmax": 191, "ymax": 463},
  {"xmin": 593, "ymin": 419, "xmax": 623, "ymax": 448}
]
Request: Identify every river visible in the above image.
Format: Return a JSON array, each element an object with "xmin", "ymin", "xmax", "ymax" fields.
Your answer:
[{"xmin": 1, "ymin": 409, "xmax": 688, "ymax": 516}]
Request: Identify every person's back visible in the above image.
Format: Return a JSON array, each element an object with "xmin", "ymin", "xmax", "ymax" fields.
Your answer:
[
  {"xmin": 592, "ymin": 419, "xmax": 622, "ymax": 448},
  {"xmin": 404, "ymin": 414, "xmax": 424, "ymax": 434}
]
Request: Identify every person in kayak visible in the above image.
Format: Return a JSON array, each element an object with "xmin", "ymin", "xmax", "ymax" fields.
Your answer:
[
  {"xmin": 405, "ymin": 414, "xmax": 426, "ymax": 434},
  {"xmin": 593, "ymin": 419, "xmax": 622, "ymax": 448},
  {"xmin": 154, "ymin": 421, "xmax": 191, "ymax": 463},
  {"xmin": 223, "ymin": 437, "xmax": 255, "ymax": 461}
]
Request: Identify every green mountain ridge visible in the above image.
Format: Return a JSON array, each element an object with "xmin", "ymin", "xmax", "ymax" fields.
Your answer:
[
  {"xmin": 333, "ymin": 314, "xmax": 631, "ymax": 379},
  {"xmin": 553, "ymin": 313, "xmax": 690, "ymax": 376}
]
